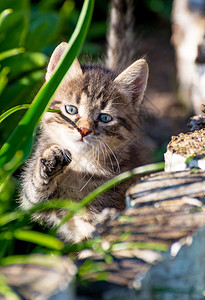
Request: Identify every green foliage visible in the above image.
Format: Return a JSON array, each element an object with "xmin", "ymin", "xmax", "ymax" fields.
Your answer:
[
  {"xmin": 144, "ymin": 0, "xmax": 172, "ymax": 19},
  {"xmin": 0, "ymin": 0, "xmax": 95, "ymax": 261},
  {"xmin": 0, "ymin": 0, "xmax": 102, "ymax": 147}
]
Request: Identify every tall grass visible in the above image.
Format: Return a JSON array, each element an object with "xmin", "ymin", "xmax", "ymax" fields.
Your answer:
[{"xmin": 0, "ymin": 0, "xmax": 95, "ymax": 261}]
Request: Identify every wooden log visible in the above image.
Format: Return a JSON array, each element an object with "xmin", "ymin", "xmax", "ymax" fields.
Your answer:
[
  {"xmin": 77, "ymin": 170, "xmax": 205, "ymax": 299},
  {"xmin": 0, "ymin": 255, "xmax": 77, "ymax": 300}
]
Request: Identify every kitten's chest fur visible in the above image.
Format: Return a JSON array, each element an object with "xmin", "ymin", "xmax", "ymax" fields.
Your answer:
[{"xmin": 51, "ymin": 159, "xmax": 107, "ymax": 201}]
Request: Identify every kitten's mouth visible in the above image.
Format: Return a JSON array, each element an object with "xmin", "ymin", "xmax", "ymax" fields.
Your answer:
[
  {"xmin": 78, "ymin": 137, "xmax": 90, "ymax": 145},
  {"xmin": 74, "ymin": 135, "xmax": 91, "ymax": 146},
  {"xmin": 69, "ymin": 131, "xmax": 93, "ymax": 149}
]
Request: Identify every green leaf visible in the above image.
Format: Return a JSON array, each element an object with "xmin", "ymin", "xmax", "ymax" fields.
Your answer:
[
  {"xmin": 0, "ymin": 71, "xmax": 44, "ymax": 146},
  {"xmin": 0, "ymin": 67, "xmax": 10, "ymax": 95},
  {"xmin": 0, "ymin": 52, "xmax": 48, "ymax": 80},
  {"xmin": 0, "ymin": 212, "xmax": 19, "ymax": 226},
  {"xmin": 37, "ymin": 0, "xmax": 64, "ymax": 10},
  {"xmin": 0, "ymin": 9, "xmax": 13, "ymax": 25},
  {"xmin": 13, "ymin": 229, "xmax": 64, "ymax": 250},
  {"xmin": 185, "ymin": 155, "xmax": 195, "ymax": 165},
  {"xmin": 0, "ymin": 0, "xmax": 95, "ymax": 174},
  {"xmin": 0, "ymin": 171, "xmax": 16, "ymax": 211},
  {"xmin": 25, "ymin": 12, "xmax": 60, "ymax": 51},
  {"xmin": 0, "ymin": 0, "xmax": 29, "ymax": 13},
  {"xmin": 0, "ymin": 104, "xmax": 29, "ymax": 124},
  {"xmin": 0, "ymin": 70, "xmax": 44, "ymax": 113},
  {"xmin": 26, "ymin": 199, "xmax": 80, "ymax": 214},
  {"xmin": 0, "ymin": 10, "xmax": 29, "ymax": 50},
  {"xmin": 0, "ymin": 48, "xmax": 25, "ymax": 60},
  {"xmin": 111, "ymin": 241, "xmax": 168, "ymax": 252},
  {"xmin": 0, "ymin": 104, "xmax": 60, "ymax": 125}
]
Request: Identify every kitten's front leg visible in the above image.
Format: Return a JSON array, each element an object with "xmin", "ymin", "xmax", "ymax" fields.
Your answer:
[{"xmin": 21, "ymin": 145, "xmax": 72, "ymax": 208}]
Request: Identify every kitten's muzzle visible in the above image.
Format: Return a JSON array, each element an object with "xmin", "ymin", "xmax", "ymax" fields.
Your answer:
[{"xmin": 78, "ymin": 127, "xmax": 92, "ymax": 138}]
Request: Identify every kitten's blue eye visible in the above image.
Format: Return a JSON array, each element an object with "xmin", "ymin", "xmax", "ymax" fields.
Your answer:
[
  {"xmin": 99, "ymin": 113, "xmax": 112, "ymax": 123},
  {"xmin": 65, "ymin": 105, "xmax": 78, "ymax": 115}
]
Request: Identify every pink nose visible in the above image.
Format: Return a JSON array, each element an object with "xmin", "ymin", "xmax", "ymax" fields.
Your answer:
[{"xmin": 79, "ymin": 127, "xmax": 92, "ymax": 138}]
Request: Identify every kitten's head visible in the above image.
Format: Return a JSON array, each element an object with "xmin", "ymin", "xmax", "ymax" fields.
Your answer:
[{"xmin": 42, "ymin": 42, "xmax": 148, "ymax": 171}]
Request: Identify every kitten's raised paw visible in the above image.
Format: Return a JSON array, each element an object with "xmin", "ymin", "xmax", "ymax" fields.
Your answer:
[{"xmin": 40, "ymin": 146, "xmax": 72, "ymax": 180}]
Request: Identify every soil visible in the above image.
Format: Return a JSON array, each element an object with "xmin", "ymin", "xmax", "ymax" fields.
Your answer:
[{"xmin": 167, "ymin": 129, "xmax": 205, "ymax": 156}]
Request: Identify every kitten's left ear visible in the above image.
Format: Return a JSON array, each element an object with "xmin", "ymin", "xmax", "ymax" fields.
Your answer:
[
  {"xmin": 45, "ymin": 42, "xmax": 83, "ymax": 82},
  {"xmin": 114, "ymin": 59, "xmax": 149, "ymax": 104}
]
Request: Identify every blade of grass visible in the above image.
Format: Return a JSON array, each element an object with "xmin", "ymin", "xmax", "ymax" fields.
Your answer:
[
  {"xmin": 0, "ymin": 67, "xmax": 10, "ymax": 94},
  {"xmin": 0, "ymin": 212, "xmax": 19, "ymax": 226},
  {"xmin": 0, "ymin": 105, "xmax": 30, "ymax": 124},
  {"xmin": 0, "ymin": 199, "xmax": 80, "ymax": 228},
  {"xmin": 0, "ymin": 0, "xmax": 94, "ymax": 174},
  {"xmin": 0, "ymin": 275, "xmax": 20, "ymax": 300},
  {"xmin": 0, "ymin": 104, "xmax": 60, "ymax": 124},
  {"xmin": 0, "ymin": 48, "xmax": 25, "ymax": 60},
  {"xmin": 56, "ymin": 162, "xmax": 165, "ymax": 230},
  {"xmin": 13, "ymin": 229, "xmax": 64, "ymax": 250},
  {"xmin": 111, "ymin": 241, "xmax": 168, "ymax": 252}
]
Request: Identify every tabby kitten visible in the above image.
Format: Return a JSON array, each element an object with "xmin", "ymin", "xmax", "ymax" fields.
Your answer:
[{"xmin": 20, "ymin": 0, "xmax": 149, "ymax": 243}]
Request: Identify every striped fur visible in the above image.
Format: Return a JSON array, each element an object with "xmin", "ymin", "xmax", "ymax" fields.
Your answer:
[
  {"xmin": 105, "ymin": 0, "xmax": 136, "ymax": 71},
  {"xmin": 20, "ymin": 1, "xmax": 149, "ymax": 243}
]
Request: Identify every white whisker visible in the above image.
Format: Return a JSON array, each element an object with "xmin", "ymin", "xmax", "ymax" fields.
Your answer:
[
  {"xmin": 103, "ymin": 141, "xmax": 121, "ymax": 173},
  {"xmin": 100, "ymin": 140, "xmax": 114, "ymax": 172},
  {"xmin": 79, "ymin": 174, "xmax": 94, "ymax": 192},
  {"xmin": 99, "ymin": 140, "xmax": 106, "ymax": 167},
  {"xmin": 96, "ymin": 144, "xmax": 100, "ymax": 165}
]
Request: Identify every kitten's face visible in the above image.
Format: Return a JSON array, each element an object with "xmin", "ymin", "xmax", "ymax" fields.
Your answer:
[
  {"xmin": 43, "ymin": 68, "xmax": 134, "ymax": 159},
  {"xmin": 42, "ymin": 42, "xmax": 148, "ymax": 170}
]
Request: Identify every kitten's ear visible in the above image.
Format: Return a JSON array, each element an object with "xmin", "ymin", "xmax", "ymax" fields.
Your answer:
[
  {"xmin": 114, "ymin": 59, "xmax": 148, "ymax": 104},
  {"xmin": 45, "ymin": 42, "xmax": 83, "ymax": 82}
]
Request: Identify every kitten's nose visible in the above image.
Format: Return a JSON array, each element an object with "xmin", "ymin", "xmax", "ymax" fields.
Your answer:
[{"xmin": 79, "ymin": 127, "xmax": 92, "ymax": 138}]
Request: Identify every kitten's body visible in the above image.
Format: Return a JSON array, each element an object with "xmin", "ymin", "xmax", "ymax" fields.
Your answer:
[{"xmin": 20, "ymin": 0, "xmax": 149, "ymax": 243}]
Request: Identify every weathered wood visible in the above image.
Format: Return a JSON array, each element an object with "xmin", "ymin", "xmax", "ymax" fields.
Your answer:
[
  {"xmin": 77, "ymin": 170, "xmax": 205, "ymax": 299},
  {"xmin": 0, "ymin": 255, "xmax": 77, "ymax": 300}
]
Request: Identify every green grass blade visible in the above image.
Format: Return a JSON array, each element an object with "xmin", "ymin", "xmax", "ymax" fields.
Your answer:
[
  {"xmin": 0, "ymin": 48, "xmax": 24, "ymax": 60},
  {"xmin": 0, "ymin": 104, "xmax": 60, "ymax": 124},
  {"xmin": 0, "ymin": 104, "xmax": 29, "ymax": 124},
  {"xmin": 13, "ymin": 229, "xmax": 64, "ymax": 250},
  {"xmin": 0, "ymin": 212, "xmax": 19, "ymax": 226},
  {"xmin": 57, "ymin": 162, "xmax": 165, "ymax": 229},
  {"xmin": 0, "ymin": 275, "xmax": 21, "ymax": 300},
  {"xmin": 111, "ymin": 241, "xmax": 168, "ymax": 252},
  {"xmin": 0, "ymin": 0, "xmax": 94, "ymax": 173},
  {"xmin": 0, "ymin": 67, "xmax": 9, "ymax": 95},
  {"xmin": 80, "ymin": 162, "xmax": 164, "ymax": 207}
]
